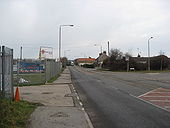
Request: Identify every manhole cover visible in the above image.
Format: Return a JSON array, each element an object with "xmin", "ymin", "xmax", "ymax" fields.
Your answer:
[
  {"xmin": 41, "ymin": 92, "xmax": 53, "ymax": 94},
  {"xmin": 65, "ymin": 93, "xmax": 76, "ymax": 97},
  {"xmin": 50, "ymin": 112, "xmax": 69, "ymax": 117},
  {"xmin": 22, "ymin": 93, "xmax": 32, "ymax": 95}
]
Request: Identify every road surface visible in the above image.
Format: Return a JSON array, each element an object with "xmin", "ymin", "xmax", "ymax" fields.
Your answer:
[{"xmin": 70, "ymin": 66, "xmax": 170, "ymax": 128}]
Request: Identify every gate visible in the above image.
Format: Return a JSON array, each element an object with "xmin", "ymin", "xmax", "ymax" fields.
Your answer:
[{"xmin": 0, "ymin": 46, "xmax": 13, "ymax": 99}]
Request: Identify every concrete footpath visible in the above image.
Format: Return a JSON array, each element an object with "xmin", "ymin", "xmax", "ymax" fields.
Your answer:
[{"xmin": 19, "ymin": 67, "xmax": 93, "ymax": 128}]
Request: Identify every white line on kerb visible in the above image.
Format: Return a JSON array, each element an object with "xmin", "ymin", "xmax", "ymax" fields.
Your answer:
[
  {"xmin": 79, "ymin": 102, "xmax": 83, "ymax": 106},
  {"xmin": 83, "ymin": 110, "xmax": 94, "ymax": 128},
  {"xmin": 77, "ymin": 96, "xmax": 80, "ymax": 100}
]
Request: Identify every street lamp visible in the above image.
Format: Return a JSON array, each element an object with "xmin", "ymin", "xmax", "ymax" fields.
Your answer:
[
  {"xmin": 59, "ymin": 25, "xmax": 74, "ymax": 61},
  {"xmin": 94, "ymin": 44, "xmax": 102, "ymax": 53},
  {"xmin": 148, "ymin": 36, "xmax": 153, "ymax": 71}
]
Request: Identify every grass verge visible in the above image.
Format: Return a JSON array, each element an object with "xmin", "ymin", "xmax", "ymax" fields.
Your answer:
[
  {"xmin": 47, "ymin": 67, "xmax": 65, "ymax": 83},
  {"xmin": 47, "ymin": 74, "xmax": 60, "ymax": 83},
  {"xmin": 0, "ymin": 98, "xmax": 37, "ymax": 128}
]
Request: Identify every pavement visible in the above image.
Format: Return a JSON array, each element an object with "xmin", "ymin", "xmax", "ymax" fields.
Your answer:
[{"xmin": 18, "ymin": 67, "xmax": 93, "ymax": 128}]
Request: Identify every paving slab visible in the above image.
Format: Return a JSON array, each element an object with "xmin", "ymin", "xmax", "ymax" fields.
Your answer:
[
  {"xmin": 28, "ymin": 106, "xmax": 90, "ymax": 128},
  {"xmin": 19, "ymin": 84, "xmax": 74, "ymax": 107},
  {"xmin": 53, "ymin": 74, "xmax": 72, "ymax": 84}
]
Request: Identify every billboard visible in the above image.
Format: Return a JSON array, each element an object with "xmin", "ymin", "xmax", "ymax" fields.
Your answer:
[{"xmin": 39, "ymin": 46, "xmax": 53, "ymax": 60}]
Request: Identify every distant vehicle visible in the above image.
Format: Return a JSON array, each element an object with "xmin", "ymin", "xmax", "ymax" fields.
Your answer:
[
  {"xmin": 130, "ymin": 68, "xmax": 135, "ymax": 71},
  {"xmin": 70, "ymin": 61, "xmax": 74, "ymax": 66}
]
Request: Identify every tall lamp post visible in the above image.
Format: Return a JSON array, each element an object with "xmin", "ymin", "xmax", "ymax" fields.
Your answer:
[
  {"xmin": 59, "ymin": 25, "xmax": 74, "ymax": 61},
  {"xmin": 148, "ymin": 36, "xmax": 153, "ymax": 71}
]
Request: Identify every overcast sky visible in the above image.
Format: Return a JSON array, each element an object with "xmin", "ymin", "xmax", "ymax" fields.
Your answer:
[{"xmin": 0, "ymin": 0, "xmax": 170, "ymax": 59}]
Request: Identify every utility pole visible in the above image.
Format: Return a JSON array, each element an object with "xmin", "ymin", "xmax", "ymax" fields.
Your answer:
[
  {"xmin": 108, "ymin": 41, "xmax": 110, "ymax": 56},
  {"xmin": 20, "ymin": 46, "xmax": 22, "ymax": 60},
  {"xmin": 148, "ymin": 37, "xmax": 153, "ymax": 71}
]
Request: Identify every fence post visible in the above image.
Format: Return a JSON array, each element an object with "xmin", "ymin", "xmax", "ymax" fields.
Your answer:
[
  {"xmin": 45, "ymin": 59, "xmax": 47, "ymax": 83},
  {"xmin": 11, "ymin": 49, "xmax": 14, "ymax": 99},
  {"xmin": 1, "ymin": 46, "xmax": 5, "ymax": 96}
]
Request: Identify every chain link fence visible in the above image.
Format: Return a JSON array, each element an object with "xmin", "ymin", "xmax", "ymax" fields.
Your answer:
[{"xmin": 0, "ymin": 46, "xmax": 14, "ymax": 99}]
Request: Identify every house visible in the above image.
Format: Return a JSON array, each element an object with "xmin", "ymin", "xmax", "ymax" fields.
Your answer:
[
  {"xmin": 76, "ymin": 58, "xmax": 96, "ymax": 66},
  {"xmin": 96, "ymin": 51, "xmax": 109, "ymax": 67}
]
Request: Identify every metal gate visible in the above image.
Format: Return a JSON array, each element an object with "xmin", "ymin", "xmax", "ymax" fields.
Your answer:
[{"xmin": 0, "ymin": 46, "xmax": 13, "ymax": 99}]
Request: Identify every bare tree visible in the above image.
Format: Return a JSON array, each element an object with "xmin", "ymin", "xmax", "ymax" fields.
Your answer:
[{"xmin": 110, "ymin": 49, "xmax": 123, "ymax": 61}]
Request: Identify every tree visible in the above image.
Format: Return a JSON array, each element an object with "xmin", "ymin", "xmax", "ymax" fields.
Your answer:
[
  {"xmin": 61, "ymin": 57, "xmax": 68, "ymax": 68},
  {"xmin": 110, "ymin": 49, "xmax": 123, "ymax": 61}
]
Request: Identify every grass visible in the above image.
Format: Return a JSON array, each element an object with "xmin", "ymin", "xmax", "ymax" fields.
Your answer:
[
  {"xmin": 14, "ymin": 73, "xmax": 45, "ymax": 86},
  {"xmin": 47, "ymin": 67, "xmax": 65, "ymax": 83},
  {"xmin": 13, "ymin": 68, "xmax": 66, "ymax": 86},
  {"xmin": 0, "ymin": 98, "xmax": 37, "ymax": 128},
  {"xmin": 47, "ymin": 74, "xmax": 60, "ymax": 83}
]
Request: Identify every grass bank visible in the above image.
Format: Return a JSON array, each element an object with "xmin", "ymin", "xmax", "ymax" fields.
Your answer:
[{"xmin": 0, "ymin": 98, "xmax": 37, "ymax": 128}]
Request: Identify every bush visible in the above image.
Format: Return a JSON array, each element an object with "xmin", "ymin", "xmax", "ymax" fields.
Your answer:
[{"xmin": 82, "ymin": 64, "xmax": 95, "ymax": 68}]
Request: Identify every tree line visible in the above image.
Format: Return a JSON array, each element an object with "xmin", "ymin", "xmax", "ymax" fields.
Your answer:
[{"xmin": 102, "ymin": 49, "xmax": 170, "ymax": 71}]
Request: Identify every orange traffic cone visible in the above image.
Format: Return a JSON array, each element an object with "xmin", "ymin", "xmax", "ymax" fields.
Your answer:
[{"xmin": 15, "ymin": 87, "xmax": 20, "ymax": 102}]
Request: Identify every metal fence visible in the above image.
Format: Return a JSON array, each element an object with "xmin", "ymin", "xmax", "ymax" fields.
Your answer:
[
  {"xmin": 0, "ymin": 46, "xmax": 13, "ymax": 99},
  {"xmin": 45, "ymin": 59, "xmax": 61, "ymax": 82},
  {"xmin": 14, "ymin": 59, "xmax": 61, "ymax": 85}
]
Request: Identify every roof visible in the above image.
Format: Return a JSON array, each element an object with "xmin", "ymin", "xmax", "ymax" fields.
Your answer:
[{"xmin": 77, "ymin": 58, "xmax": 96, "ymax": 62}]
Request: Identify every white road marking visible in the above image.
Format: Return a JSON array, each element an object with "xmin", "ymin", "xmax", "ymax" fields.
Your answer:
[
  {"xmin": 77, "ymin": 96, "xmax": 80, "ymax": 100},
  {"xmin": 142, "ymin": 96, "xmax": 170, "ymax": 98},
  {"xmin": 79, "ymin": 102, "xmax": 83, "ymax": 106},
  {"xmin": 138, "ymin": 88, "xmax": 161, "ymax": 97},
  {"xmin": 129, "ymin": 94, "xmax": 170, "ymax": 113},
  {"xmin": 149, "ymin": 100, "xmax": 170, "ymax": 102}
]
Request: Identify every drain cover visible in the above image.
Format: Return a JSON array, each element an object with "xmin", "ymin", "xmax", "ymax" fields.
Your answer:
[
  {"xmin": 50, "ymin": 112, "xmax": 69, "ymax": 117},
  {"xmin": 41, "ymin": 92, "xmax": 53, "ymax": 94}
]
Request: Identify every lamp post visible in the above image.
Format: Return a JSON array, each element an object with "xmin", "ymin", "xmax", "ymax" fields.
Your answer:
[
  {"xmin": 148, "ymin": 37, "xmax": 153, "ymax": 71},
  {"xmin": 94, "ymin": 44, "xmax": 102, "ymax": 53},
  {"xmin": 59, "ymin": 25, "xmax": 74, "ymax": 61}
]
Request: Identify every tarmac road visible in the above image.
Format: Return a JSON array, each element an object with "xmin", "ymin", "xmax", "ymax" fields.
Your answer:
[{"xmin": 70, "ymin": 66, "xmax": 170, "ymax": 128}]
